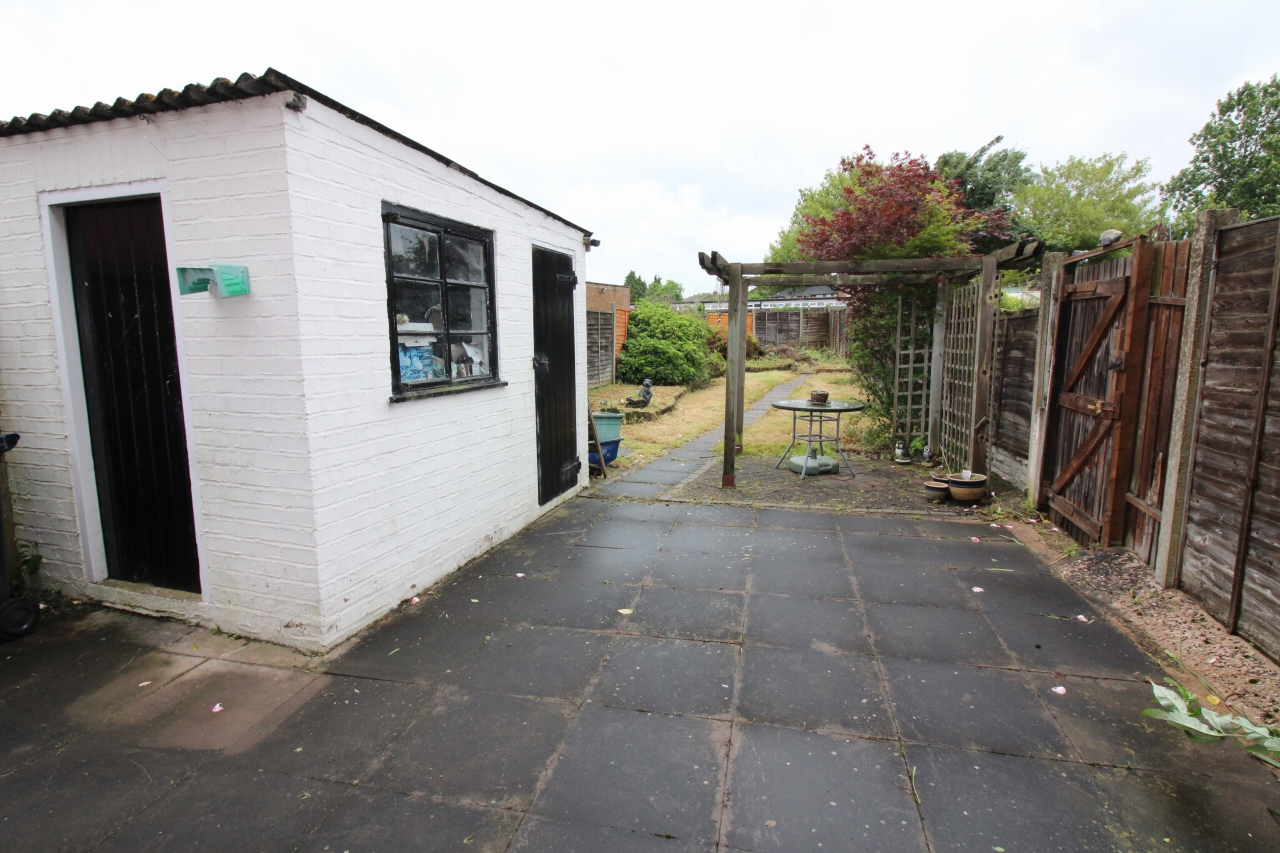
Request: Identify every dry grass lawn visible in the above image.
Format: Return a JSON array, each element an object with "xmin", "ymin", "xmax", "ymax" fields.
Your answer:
[{"xmin": 590, "ymin": 371, "xmax": 796, "ymax": 469}]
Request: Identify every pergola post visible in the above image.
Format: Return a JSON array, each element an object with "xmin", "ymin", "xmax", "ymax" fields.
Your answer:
[
  {"xmin": 969, "ymin": 254, "xmax": 998, "ymax": 475},
  {"xmin": 927, "ymin": 277, "xmax": 947, "ymax": 454},
  {"xmin": 723, "ymin": 263, "xmax": 744, "ymax": 487},
  {"xmin": 734, "ymin": 267, "xmax": 748, "ymax": 451}
]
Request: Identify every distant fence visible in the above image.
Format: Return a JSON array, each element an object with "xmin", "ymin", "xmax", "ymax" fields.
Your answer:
[
  {"xmin": 753, "ymin": 307, "xmax": 848, "ymax": 355},
  {"xmin": 586, "ymin": 311, "xmax": 614, "ymax": 387}
]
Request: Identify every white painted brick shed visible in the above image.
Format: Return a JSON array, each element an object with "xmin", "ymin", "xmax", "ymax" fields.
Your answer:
[{"xmin": 0, "ymin": 70, "xmax": 594, "ymax": 650}]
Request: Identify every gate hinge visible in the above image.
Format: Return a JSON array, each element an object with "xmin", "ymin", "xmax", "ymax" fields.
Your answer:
[{"xmin": 557, "ymin": 273, "xmax": 578, "ymax": 288}]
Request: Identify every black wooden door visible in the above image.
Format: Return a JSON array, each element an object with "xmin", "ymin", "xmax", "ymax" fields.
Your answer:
[
  {"xmin": 67, "ymin": 199, "xmax": 201, "ymax": 592},
  {"xmin": 532, "ymin": 246, "xmax": 579, "ymax": 505}
]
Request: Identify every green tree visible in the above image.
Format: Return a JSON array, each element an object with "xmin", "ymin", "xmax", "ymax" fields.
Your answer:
[
  {"xmin": 935, "ymin": 136, "xmax": 1034, "ymax": 253},
  {"xmin": 1166, "ymin": 75, "xmax": 1280, "ymax": 223},
  {"xmin": 766, "ymin": 165, "xmax": 861, "ymax": 264},
  {"xmin": 624, "ymin": 270, "xmax": 647, "ymax": 301},
  {"xmin": 935, "ymin": 136, "xmax": 1032, "ymax": 212},
  {"xmin": 645, "ymin": 278, "xmax": 684, "ymax": 303},
  {"xmin": 1012, "ymin": 153, "xmax": 1159, "ymax": 253},
  {"xmin": 616, "ymin": 301, "xmax": 711, "ymax": 386}
]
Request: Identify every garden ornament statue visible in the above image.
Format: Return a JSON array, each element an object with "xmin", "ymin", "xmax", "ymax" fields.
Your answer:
[
  {"xmin": 894, "ymin": 439, "xmax": 912, "ymax": 464},
  {"xmin": 625, "ymin": 378, "xmax": 654, "ymax": 409},
  {"xmin": 922, "ymin": 445, "xmax": 933, "ymax": 464}
]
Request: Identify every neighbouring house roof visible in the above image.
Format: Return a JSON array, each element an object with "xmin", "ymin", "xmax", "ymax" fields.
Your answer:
[{"xmin": 0, "ymin": 68, "xmax": 592, "ymax": 239}]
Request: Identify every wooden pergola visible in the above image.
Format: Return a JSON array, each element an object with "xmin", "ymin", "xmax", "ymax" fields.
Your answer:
[{"xmin": 699, "ymin": 241, "xmax": 1041, "ymax": 488}]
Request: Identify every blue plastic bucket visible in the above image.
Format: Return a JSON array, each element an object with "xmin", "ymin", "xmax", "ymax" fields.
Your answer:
[{"xmin": 589, "ymin": 438, "xmax": 623, "ymax": 466}]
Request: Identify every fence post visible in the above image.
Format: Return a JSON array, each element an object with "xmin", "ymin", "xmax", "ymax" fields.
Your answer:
[
  {"xmin": 969, "ymin": 255, "xmax": 998, "ymax": 475},
  {"xmin": 609, "ymin": 301, "xmax": 617, "ymax": 384},
  {"xmin": 927, "ymin": 278, "xmax": 947, "ymax": 456},
  {"xmin": 735, "ymin": 274, "xmax": 748, "ymax": 450},
  {"xmin": 1153, "ymin": 208, "xmax": 1240, "ymax": 588},
  {"xmin": 1026, "ymin": 253, "xmax": 1067, "ymax": 506}
]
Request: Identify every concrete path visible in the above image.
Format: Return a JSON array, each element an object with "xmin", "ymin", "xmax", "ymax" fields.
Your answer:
[
  {"xmin": 2, "ymin": 504, "xmax": 1278, "ymax": 851},
  {"xmin": 592, "ymin": 375, "xmax": 808, "ymax": 501}
]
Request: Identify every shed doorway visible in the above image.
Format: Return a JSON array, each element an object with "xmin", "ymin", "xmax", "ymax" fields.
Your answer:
[
  {"xmin": 531, "ymin": 246, "xmax": 579, "ymax": 505},
  {"xmin": 66, "ymin": 198, "xmax": 201, "ymax": 592}
]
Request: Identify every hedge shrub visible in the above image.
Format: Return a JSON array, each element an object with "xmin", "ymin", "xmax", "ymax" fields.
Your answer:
[{"xmin": 617, "ymin": 302, "xmax": 712, "ymax": 386}]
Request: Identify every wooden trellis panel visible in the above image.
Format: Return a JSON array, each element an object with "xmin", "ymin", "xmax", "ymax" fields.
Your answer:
[
  {"xmin": 941, "ymin": 279, "xmax": 979, "ymax": 471},
  {"xmin": 892, "ymin": 296, "xmax": 933, "ymax": 448}
]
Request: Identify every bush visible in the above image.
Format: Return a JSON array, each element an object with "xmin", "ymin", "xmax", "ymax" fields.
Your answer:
[
  {"xmin": 618, "ymin": 302, "xmax": 711, "ymax": 387},
  {"xmin": 709, "ymin": 326, "xmax": 761, "ymax": 359},
  {"xmin": 618, "ymin": 338, "xmax": 707, "ymax": 386},
  {"xmin": 707, "ymin": 350, "xmax": 727, "ymax": 378}
]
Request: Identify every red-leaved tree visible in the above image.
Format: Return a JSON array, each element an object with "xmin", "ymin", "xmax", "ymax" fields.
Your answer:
[{"xmin": 792, "ymin": 148, "xmax": 1009, "ymax": 444}]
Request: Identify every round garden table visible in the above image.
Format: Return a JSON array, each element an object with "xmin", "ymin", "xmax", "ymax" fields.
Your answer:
[{"xmin": 771, "ymin": 399, "xmax": 865, "ymax": 478}]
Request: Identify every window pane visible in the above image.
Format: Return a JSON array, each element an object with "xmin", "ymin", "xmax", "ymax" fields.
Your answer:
[
  {"xmin": 398, "ymin": 339, "xmax": 447, "ymax": 383},
  {"xmin": 447, "ymin": 286, "xmax": 489, "ymax": 332},
  {"xmin": 394, "ymin": 282, "xmax": 443, "ymax": 333},
  {"xmin": 449, "ymin": 334, "xmax": 491, "ymax": 379},
  {"xmin": 443, "ymin": 235, "xmax": 486, "ymax": 283},
  {"xmin": 389, "ymin": 225, "xmax": 440, "ymax": 279}
]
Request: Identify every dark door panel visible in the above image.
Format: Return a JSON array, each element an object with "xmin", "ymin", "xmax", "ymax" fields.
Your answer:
[
  {"xmin": 532, "ymin": 247, "xmax": 579, "ymax": 505},
  {"xmin": 66, "ymin": 198, "xmax": 201, "ymax": 592}
]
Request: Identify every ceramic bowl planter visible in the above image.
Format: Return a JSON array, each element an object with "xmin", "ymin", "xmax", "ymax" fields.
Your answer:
[
  {"xmin": 924, "ymin": 480, "xmax": 950, "ymax": 501},
  {"xmin": 947, "ymin": 473, "xmax": 989, "ymax": 503}
]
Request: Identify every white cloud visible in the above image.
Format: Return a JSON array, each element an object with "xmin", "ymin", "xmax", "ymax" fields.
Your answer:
[{"xmin": 3, "ymin": 0, "xmax": 1278, "ymax": 285}]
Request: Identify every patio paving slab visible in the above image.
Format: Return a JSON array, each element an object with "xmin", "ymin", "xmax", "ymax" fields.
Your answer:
[
  {"xmin": 581, "ymin": 519, "xmax": 673, "ymax": 550},
  {"xmin": 459, "ymin": 625, "xmax": 608, "ymax": 700},
  {"xmin": 1025, "ymin": 672, "xmax": 1276, "ymax": 781},
  {"xmin": 366, "ymin": 688, "xmax": 574, "ymax": 807},
  {"xmin": 513, "ymin": 815, "xmax": 714, "ymax": 852},
  {"xmin": 94, "ymin": 763, "xmax": 347, "ymax": 853},
  {"xmin": 881, "ymin": 657, "xmax": 1075, "ymax": 759},
  {"xmin": 627, "ymin": 587, "xmax": 745, "ymax": 642},
  {"xmin": 724, "ymin": 723, "xmax": 927, "ymax": 853},
  {"xmin": 324, "ymin": 612, "xmax": 497, "ymax": 684},
  {"xmin": 604, "ymin": 502, "xmax": 685, "ymax": 523},
  {"xmin": 983, "ymin": 605, "xmax": 1159, "ymax": 680},
  {"xmin": 752, "ymin": 529, "xmax": 845, "ymax": 563},
  {"xmin": 0, "ymin": 737, "xmax": 199, "ymax": 853},
  {"xmin": 743, "ymin": 594, "xmax": 872, "ymax": 655},
  {"xmin": 598, "ymin": 636, "xmax": 737, "ymax": 718},
  {"xmin": 665, "ymin": 523, "xmax": 755, "ymax": 557},
  {"xmin": 628, "ymin": 468, "xmax": 696, "ymax": 486},
  {"xmin": 532, "ymin": 704, "xmax": 726, "ymax": 843},
  {"xmin": 300, "ymin": 789, "xmax": 520, "ymax": 853},
  {"xmin": 229, "ymin": 675, "xmax": 434, "ymax": 783},
  {"xmin": 737, "ymin": 646, "xmax": 892, "ymax": 736},
  {"xmin": 597, "ymin": 480, "xmax": 672, "ymax": 499},
  {"xmin": 561, "ymin": 545, "xmax": 657, "ymax": 584},
  {"xmin": 908, "ymin": 745, "xmax": 1114, "ymax": 853},
  {"xmin": 863, "ymin": 602, "xmax": 1015, "ymax": 667},
  {"xmin": 649, "ymin": 550, "xmax": 749, "ymax": 592},
  {"xmin": 1092, "ymin": 767, "xmax": 1280, "ymax": 853},
  {"xmin": 675, "ymin": 504, "xmax": 756, "ymax": 526},
  {"xmin": 755, "ymin": 508, "xmax": 839, "ymax": 531},
  {"xmin": 852, "ymin": 561, "xmax": 977, "ymax": 609},
  {"xmin": 750, "ymin": 557, "xmax": 854, "ymax": 599}
]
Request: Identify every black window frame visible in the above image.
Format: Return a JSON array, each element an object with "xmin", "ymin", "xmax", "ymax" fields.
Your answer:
[{"xmin": 382, "ymin": 202, "xmax": 504, "ymax": 401}]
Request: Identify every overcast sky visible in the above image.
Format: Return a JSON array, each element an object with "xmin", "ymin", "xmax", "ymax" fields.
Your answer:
[{"xmin": 5, "ymin": 1, "xmax": 1278, "ymax": 292}]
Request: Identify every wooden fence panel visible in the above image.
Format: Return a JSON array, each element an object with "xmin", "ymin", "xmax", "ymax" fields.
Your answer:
[
  {"xmin": 989, "ymin": 308, "xmax": 1039, "ymax": 487},
  {"xmin": 1180, "ymin": 216, "xmax": 1280, "ymax": 657},
  {"xmin": 586, "ymin": 310, "xmax": 614, "ymax": 387}
]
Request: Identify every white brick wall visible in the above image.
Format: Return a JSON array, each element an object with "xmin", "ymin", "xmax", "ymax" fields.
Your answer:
[
  {"xmin": 0, "ymin": 92, "xmax": 588, "ymax": 650},
  {"xmin": 282, "ymin": 99, "xmax": 588, "ymax": 647}
]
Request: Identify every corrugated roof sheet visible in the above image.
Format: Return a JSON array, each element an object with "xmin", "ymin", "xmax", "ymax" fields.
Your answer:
[{"xmin": 0, "ymin": 68, "xmax": 591, "ymax": 238}]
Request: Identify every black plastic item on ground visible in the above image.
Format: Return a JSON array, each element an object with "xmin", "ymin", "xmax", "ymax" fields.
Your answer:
[{"xmin": 0, "ymin": 433, "xmax": 39, "ymax": 640}]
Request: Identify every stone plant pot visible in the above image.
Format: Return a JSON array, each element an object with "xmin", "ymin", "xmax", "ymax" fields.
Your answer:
[
  {"xmin": 924, "ymin": 480, "xmax": 950, "ymax": 501},
  {"xmin": 947, "ymin": 473, "xmax": 989, "ymax": 503}
]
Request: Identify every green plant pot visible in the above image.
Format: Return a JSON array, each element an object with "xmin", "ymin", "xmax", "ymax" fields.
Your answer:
[{"xmin": 593, "ymin": 412, "xmax": 624, "ymax": 443}]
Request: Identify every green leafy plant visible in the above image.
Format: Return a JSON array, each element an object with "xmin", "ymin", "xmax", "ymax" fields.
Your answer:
[
  {"xmin": 10, "ymin": 542, "xmax": 43, "ymax": 594},
  {"xmin": 1144, "ymin": 677, "xmax": 1280, "ymax": 768},
  {"xmin": 909, "ymin": 435, "xmax": 925, "ymax": 456},
  {"xmin": 617, "ymin": 301, "xmax": 712, "ymax": 387}
]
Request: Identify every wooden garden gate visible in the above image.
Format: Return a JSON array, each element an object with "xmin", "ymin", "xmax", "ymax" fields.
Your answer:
[{"xmin": 1040, "ymin": 241, "xmax": 1154, "ymax": 543}]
